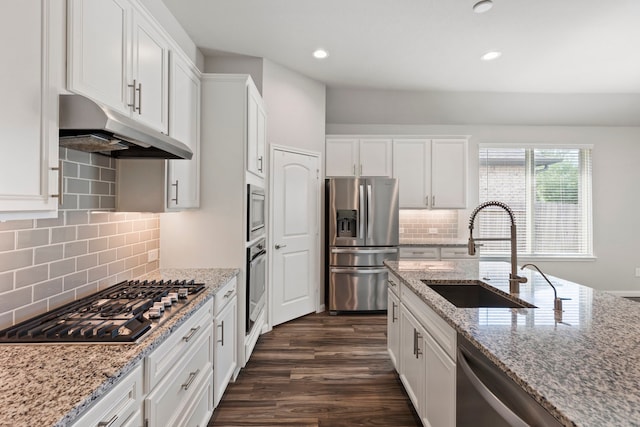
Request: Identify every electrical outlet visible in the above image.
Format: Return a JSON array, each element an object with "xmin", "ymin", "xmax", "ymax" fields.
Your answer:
[
  {"xmin": 147, "ymin": 249, "xmax": 159, "ymax": 263},
  {"xmin": 428, "ymin": 228, "xmax": 438, "ymax": 234},
  {"xmin": 635, "ymin": 267, "xmax": 640, "ymax": 277}
]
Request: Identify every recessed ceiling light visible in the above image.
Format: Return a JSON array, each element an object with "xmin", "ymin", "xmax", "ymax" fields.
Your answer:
[
  {"xmin": 473, "ymin": 0, "xmax": 493, "ymax": 13},
  {"xmin": 481, "ymin": 50, "xmax": 502, "ymax": 61},
  {"xmin": 313, "ymin": 49, "xmax": 329, "ymax": 59}
]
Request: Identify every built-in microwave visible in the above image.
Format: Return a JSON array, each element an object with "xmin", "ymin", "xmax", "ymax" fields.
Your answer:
[{"xmin": 247, "ymin": 184, "xmax": 265, "ymax": 241}]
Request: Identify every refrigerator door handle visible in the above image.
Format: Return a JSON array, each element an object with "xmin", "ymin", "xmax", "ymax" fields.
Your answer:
[
  {"xmin": 331, "ymin": 248, "xmax": 398, "ymax": 254},
  {"xmin": 367, "ymin": 184, "xmax": 373, "ymax": 239},
  {"xmin": 359, "ymin": 184, "xmax": 365, "ymax": 239},
  {"xmin": 330, "ymin": 267, "xmax": 389, "ymax": 274}
]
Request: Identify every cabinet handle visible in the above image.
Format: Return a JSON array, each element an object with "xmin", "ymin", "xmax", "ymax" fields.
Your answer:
[
  {"xmin": 224, "ymin": 290, "xmax": 233, "ymax": 298},
  {"xmin": 182, "ymin": 325, "xmax": 201, "ymax": 342},
  {"xmin": 275, "ymin": 244, "xmax": 287, "ymax": 249},
  {"xmin": 181, "ymin": 368, "xmax": 200, "ymax": 390},
  {"xmin": 50, "ymin": 160, "xmax": 63, "ymax": 206},
  {"xmin": 416, "ymin": 332, "xmax": 423, "ymax": 358},
  {"xmin": 425, "ymin": 196, "xmax": 429, "ymax": 207},
  {"xmin": 127, "ymin": 80, "xmax": 136, "ymax": 110},
  {"xmin": 218, "ymin": 320, "xmax": 225, "ymax": 346},
  {"xmin": 392, "ymin": 302, "xmax": 397, "ymax": 322},
  {"xmin": 387, "ymin": 279, "xmax": 397, "ymax": 287},
  {"xmin": 171, "ymin": 180, "xmax": 179, "ymax": 204},
  {"xmin": 97, "ymin": 414, "xmax": 118, "ymax": 427},
  {"xmin": 258, "ymin": 156, "xmax": 263, "ymax": 172},
  {"xmin": 432, "ymin": 195, "xmax": 435, "ymax": 207},
  {"xmin": 413, "ymin": 328, "xmax": 417, "ymax": 356},
  {"xmin": 136, "ymin": 82, "xmax": 142, "ymax": 114}
]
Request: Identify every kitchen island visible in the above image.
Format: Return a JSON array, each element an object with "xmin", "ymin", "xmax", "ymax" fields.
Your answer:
[
  {"xmin": 386, "ymin": 259, "xmax": 640, "ymax": 426},
  {"xmin": 0, "ymin": 268, "xmax": 239, "ymax": 427}
]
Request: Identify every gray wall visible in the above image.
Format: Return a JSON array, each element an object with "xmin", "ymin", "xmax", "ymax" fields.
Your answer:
[{"xmin": 327, "ymin": 88, "xmax": 640, "ymax": 293}]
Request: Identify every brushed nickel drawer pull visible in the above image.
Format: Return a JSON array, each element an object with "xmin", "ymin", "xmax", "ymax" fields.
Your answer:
[
  {"xmin": 181, "ymin": 368, "xmax": 200, "ymax": 390},
  {"xmin": 182, "ymin": 325, "xmax": 201, "ymax": 342},
  {"xmin": 50, "ymin": 160, "xmax": 63, "ymax": 205},
  {"xmin": 97, "ymin": 414, "xmax": 118, "ymax": 427},
  {"xmin": 218, "ymin": 320, "xmax": 225, "ymax": 346},
  {"xmin": 224, "ymin": 290, "xmax": 233, "ymax": 298},
  {"xmin": 171, "ymin": 180, "xmax": 179, "ymax": 204},
  {"xmin": 127, "ymin": 79, "xmax": 137, "ymax": 111}
]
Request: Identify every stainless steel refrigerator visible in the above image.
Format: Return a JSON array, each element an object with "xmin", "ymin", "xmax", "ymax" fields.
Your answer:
[{"xmin": 326, "ymin": 178, "xmax": 399, "ymax": 314}]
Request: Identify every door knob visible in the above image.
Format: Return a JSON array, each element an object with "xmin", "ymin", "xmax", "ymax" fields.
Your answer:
[{"xmin": 275, "ymin": 244, "xmax": 287, "ymax": 249}]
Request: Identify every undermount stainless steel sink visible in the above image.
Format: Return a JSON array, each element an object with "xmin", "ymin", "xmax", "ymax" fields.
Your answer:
[{"xmin": 422, "ymin": 280, "xmax": 536, "ymax": 309}]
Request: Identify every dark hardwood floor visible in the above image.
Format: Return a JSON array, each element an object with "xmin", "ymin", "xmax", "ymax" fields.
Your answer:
[{"xmin": 208, "ymin": 312, "xmax": 421, "ymax": 427}]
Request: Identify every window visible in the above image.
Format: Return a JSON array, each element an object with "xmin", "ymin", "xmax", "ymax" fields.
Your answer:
[{"xmin": 478, "ymin": 145, "xmax": 593, "ymax": 257}]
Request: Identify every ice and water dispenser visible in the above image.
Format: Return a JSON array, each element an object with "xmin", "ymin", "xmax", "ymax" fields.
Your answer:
[{"xmin": 336, "ymin": 210, "xmax": 358, "ymax": 238}]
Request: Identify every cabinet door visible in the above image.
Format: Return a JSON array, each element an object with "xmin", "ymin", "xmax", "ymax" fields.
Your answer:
[
  {"xmin": 325, "ymin": 138, "xmax": 358, "ymax": 177},
  {"xmin": 167, "ymin": 52, "xmax": 200, "ymax": 209},
  {"xmin": 0, "ymin": 0, "xmax": 59, "ymax": 219},
  {"xmin": 214, "ymin": 296, "xmax": 237, "ymax": 407},
  {"xmin": 359, "ymin": 139, "xmax": 392, "ymax": 177},
  {"xmin": 424, "ymin": 332, "xmax": 456, "ymax": 427},
  {"xmin": 431, "ymin": 139, "xmax": 467, "ymax": 209},
  {"xmin": 131, "ymin": 9, "xmax": 169, "ymax": 133},
  {"xmin": 246, "ymin": 83, "xmax": 266, "ymax": 177},
  {"xmin": 393, "ymin": 139, "xmax": 430, "ymax": 208},
  {"xmin": 387, "ymin": 289, "xmax": 401, "ymax": 370},
  {"xmin": 399, "ymin": 305, "xmax": 425, "ymax": 416},
  {"xmin": 67, "ymin": 0, "xmax": 131, "ymax": 115}
]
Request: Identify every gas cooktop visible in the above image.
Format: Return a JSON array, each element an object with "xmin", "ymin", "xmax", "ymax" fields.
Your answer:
[{"xmin": 0, "ymin": 279, "xmax": 205, "ymax": 344}]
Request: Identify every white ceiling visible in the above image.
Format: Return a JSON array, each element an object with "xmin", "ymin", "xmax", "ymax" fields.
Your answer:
[{"xmin": 161, "ymin": 0, "xmax": 640, "ymax": 94}]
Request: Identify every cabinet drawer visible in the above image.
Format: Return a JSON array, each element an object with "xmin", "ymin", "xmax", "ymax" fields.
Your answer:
[
  {"xmin": 145, "ymin": 299, "xmax": 213, "ymax": 390},
  {"xmin": 71, "ymin": 363, "xmax": 143, "ymax": 427},
  {"xmin": 387, "ymin": 271, "xmax": 401, "ymax": 297},
  {"xmin": 214, "ymin": 276, "xmax": 237, "ymax": 314},
  {"xmin": 145, "ymin": 323, "xmax": 214, "ymax": 426},
  {"xmin": 399, "ymin": 247, "xmax": 439, "ymax": 260},
  {"xmin": 401, "ymin": 284, "xmax": 456, "ymax": 360},
  {"xmin": 440, "ymin": 247, "xmax": 476, "ymax": 259},
  {"xmin": 180, "ymin": 370, "xmax": 215, "ymax": 427}
]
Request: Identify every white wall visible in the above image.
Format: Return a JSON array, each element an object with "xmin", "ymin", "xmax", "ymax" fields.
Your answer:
[
  {"xmin": 139, "ymin": 0, "xmax": 204, "ymax": 70},
  {"xmin": 204, "ymin": 55, "xmax": 264, "ymax": 93},
  {"xmin": 327, "ymin": 90, "xmax": 640, "ymax": 293}
]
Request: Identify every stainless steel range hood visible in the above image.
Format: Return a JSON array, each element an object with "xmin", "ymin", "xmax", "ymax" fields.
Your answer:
[{"xmin": 59, "ymin": 94, "xmax": 192, "ymax": 160}]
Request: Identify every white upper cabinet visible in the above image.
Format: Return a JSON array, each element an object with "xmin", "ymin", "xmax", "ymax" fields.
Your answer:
[
  {"xmin": 0, "ymin": 0, "xmax": 61, "ymax": 220},
  {"xmin": 325, "ymin": 138, "xmax": 392, "ymax": 177},
  {"xmin": 67, "ymin": 0, "xmax": 169, "ymax": 133},
  {"xmin": 393, "ymin": 138, "xmax": 467, "ymax": 209},
  {"xmin": 167, "ymin": 51, "xmax": 200, "ymax": 209},
  {"xmin": 247, "ymin": 83, "xmax": 266, "ymax": 178},
  {"xmin": 130, "ymin": 9, "xmax": 169, "ymax": 133},
  {"xmin": 393, "ymin": 139, "xmax": 431, "ymax": 208},
  {"xmin": 431, "ymin": 139, "xmax": 467, "ymax": 209}
]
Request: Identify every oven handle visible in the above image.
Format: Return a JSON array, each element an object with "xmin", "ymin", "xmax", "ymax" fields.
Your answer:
[
  {"xmin": 250, "ymin": 250, "xmax": 267, "ymax": 265},
  {"xmin": 330, "ymin": 267, "xmax": 388, "ymax": 274}
]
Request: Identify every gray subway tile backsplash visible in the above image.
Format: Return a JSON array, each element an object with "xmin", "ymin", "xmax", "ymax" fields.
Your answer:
[{"xmin": 0, "ymin": 148, "xmax": 160, "ymax": 330}]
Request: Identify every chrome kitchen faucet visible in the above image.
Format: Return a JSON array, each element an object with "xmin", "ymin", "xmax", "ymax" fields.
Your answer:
[{"xmin": 468, "ymin": 201, "xmax": 527, "ymax": 293}]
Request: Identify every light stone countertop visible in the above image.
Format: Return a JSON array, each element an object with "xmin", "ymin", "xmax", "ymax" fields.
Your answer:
[
  {"xmin": 385, "ymin": 259, "xmax": 640, "ymax": 427},
  {"xmin": 0, "ymin": 268, "xmax": 239, "ymax": 427}
]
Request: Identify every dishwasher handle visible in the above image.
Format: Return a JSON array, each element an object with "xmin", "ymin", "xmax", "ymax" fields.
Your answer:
[{"xmin": 457, "ymin": 346, "xmax": 530, "ymax": 427}]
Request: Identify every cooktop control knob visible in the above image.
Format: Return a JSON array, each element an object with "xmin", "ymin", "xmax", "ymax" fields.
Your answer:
[
  {"xmin": 148, "ymin": 307, "xmax": 162, "ymax": 318},
  {"xmin": 168, "ymin": 292, "xmax": 178, "ymax": 303},
  {"xmin": 178, "ymin": 288, "xmax": 188, "ymax": 299},
  {"xmin": 161, "ymin": 296, "xmax": 172, "ymax": 307},
  {"xmin": 153, "ymin": 302, "xmax": 165, "ymax": 312}
]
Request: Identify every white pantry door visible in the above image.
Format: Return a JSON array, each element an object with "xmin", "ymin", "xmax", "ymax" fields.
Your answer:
[{"xmin": 271, "ymin": 147, "xmax": 320, "ymax": 327}]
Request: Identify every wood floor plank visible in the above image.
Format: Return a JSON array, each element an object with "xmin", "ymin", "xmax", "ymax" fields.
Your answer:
[{"xmin": 208, "ymin": 312, "xmax": 420, "ymax": 427}]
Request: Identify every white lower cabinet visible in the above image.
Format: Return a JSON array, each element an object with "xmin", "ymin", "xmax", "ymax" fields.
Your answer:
[
  {"xmin": 145, "ymin": 321, "xmax": 214, "ymax": 426},
  {"xmin": 390, "ymin": 274, "xmax": 457, "ymax": 427},
  {"xmin": 71, "ymin": 363, "xmax": 144, "ymax": 427},
  {"xmin": 387, "ymin": 276, "xmax": 401, "ymax": 370},
  {"xmin": 214, "ymin": 277, "xmax": 238, "ymax": 408}
]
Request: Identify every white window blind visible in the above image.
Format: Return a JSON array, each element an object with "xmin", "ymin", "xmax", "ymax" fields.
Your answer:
[{"xmin": 478, "ymin": 146, "xmax": 592, "ymax": 257}]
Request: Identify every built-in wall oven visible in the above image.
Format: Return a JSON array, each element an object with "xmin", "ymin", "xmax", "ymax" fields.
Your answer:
[
  {"xmin": 247, "ymin": 184, "xmax": 265, "ymax": 241},
  {"xmin": 246, "ymin": 237, "xmax": 266, "ymax": 334}
]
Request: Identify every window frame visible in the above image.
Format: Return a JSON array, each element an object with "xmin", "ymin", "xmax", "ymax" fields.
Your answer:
[{"xmin": 477, "ymin": 143, "xmax": 594, "ymax": 260}]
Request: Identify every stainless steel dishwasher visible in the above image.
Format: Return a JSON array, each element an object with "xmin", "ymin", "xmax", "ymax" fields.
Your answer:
[{"xmin": 457, "ymin": 333, "xmax": 563, "ymax": 427}]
